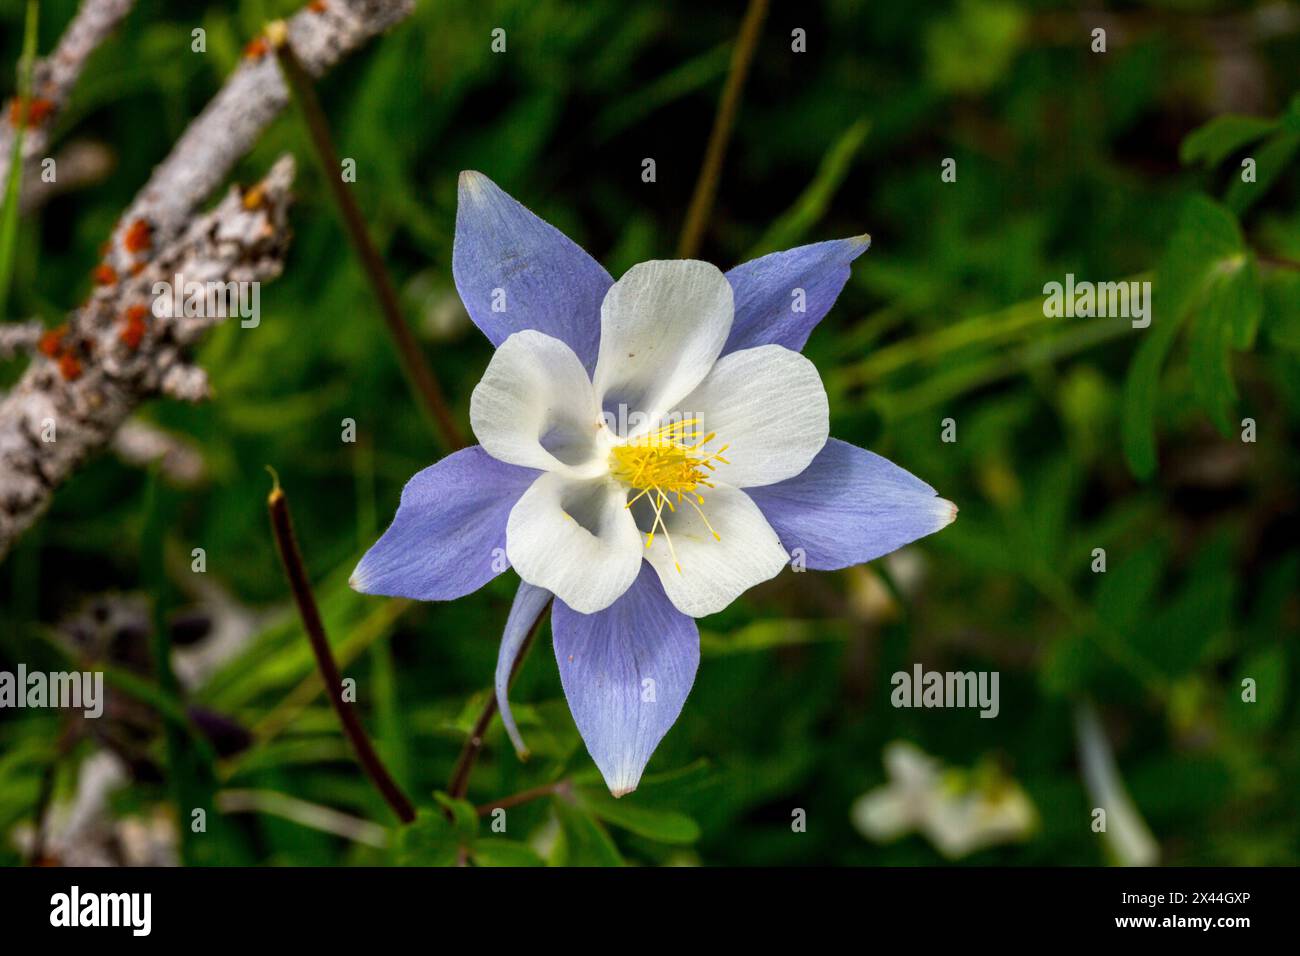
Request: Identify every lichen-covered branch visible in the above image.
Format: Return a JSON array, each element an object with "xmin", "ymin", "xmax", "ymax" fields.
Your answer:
[
  {"xmin": 19, "ymin": 140, "xmax": 114, "ymax": 215},
  {"xmin": 106, "ymin": 0, "xmax": 412, "ymax": 272},
  {"xmin": 110, "ymin": 418, "xmax": 206, "ymax": 485},
  {"xmin": 0, "ymin": 157, "xmax": 296, "ymax": 557},
  {"xmin": 0, "ymin": 319, "xmax": 42, "ymax": 358},
  {"xmin": 0, "ymin": 0, "xmax": 135, "ymax": 206},
  {"xmin": 0, "ymin": 0, "xmax": 415, "ymax": 559}
]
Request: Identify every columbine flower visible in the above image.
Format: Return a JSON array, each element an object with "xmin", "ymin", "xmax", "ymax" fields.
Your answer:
[{"xmin": 351, "ymin": 171, "xmax": 956, "ymax": 796}]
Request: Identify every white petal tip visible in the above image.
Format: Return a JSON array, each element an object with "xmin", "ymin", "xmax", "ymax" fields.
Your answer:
[
  {"xmin": 348, "ymin": 570, "xmax": 366, "ymax": 593},
  {"xmin": 940, "ymin": 499, "xmax": 959, "ymax": 526},
  {"xmin": 459, "ymin": 169, "xmax": 490, "ymax": 197},
  {"xmin": 852, "ymin": 232, "xmax": 872, "ymax": 248},
  {"xmin": 609, "ymin": 784, "xmax": 637, "ymax": 799}
]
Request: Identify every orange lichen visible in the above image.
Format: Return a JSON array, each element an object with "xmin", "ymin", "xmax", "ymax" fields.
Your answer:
[
  {"xmin": 244, "ymin": 37, "xmax": 269, "ymax": 59},
  {"xmin": 123, "ymin": 218, "xmax": 152, "ymax": 254},
  {"xmin": 58, "ymin": 352, "xmax": 82, "ymax": 381},
  {"xmin": 120, "ymin": 305, "xmax": 149, "ymax": 349},
  {"xmin": 242, "ymin": 183, "xmax": 266, "ymax": 210},
  {"xmin": 309, "ymin": 0, "xmax": 328, "ymax": 11},
  {"xmin": 38, "ymin": 325, "xmax": 67, "ymax": 358},
  {"xmin": 93, "ymin": 264, "xmax": 118, "ymax": 286},
  {"xmin": 7, "ymin": 96, "xmax": 54, "ymax": 128}
]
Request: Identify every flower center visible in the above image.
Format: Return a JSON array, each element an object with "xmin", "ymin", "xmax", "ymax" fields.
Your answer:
[{"xmin": 608, "ymin": 418, "xmax": 729, "ymax": 573}]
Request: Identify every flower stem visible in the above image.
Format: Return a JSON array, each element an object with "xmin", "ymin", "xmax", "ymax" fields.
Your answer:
[
  {"xmin": 269, "ymin": 24, "xmax": 466, "ymax": 451},
  {"xmin": 676, "ymin": 0, "xmax": 769, "ymax": 259},
  {"xmin": 266, "ymin": 470, "xmax": 416, "ymax": 824},
  {"xmin": 1259, "ymin": 253, "xmax": 1300, "ymax": 271},
  {"xmin": 475, "ymin": 779, "xmax": 572, "ymax": 817},
  {"xmin": 446, "ymin": 596, "xmax": 552, "ymax": 799}
]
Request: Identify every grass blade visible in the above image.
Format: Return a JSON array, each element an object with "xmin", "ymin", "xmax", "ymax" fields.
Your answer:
[{"xmin": 0, "ymin": 0, "xmax": 40, "ymax": 321}]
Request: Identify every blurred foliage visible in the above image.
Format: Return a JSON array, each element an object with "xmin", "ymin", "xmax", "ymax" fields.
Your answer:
[{"xmin": 1, "ymin": 0, "xmax": 1297, "ymax": 867}]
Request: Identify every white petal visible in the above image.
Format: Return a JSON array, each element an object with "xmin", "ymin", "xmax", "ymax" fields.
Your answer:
[
  {"xmin": 851, "ymin": 788, "xmax": 917, "ymax": 842},
  {"xmin": 506, "ymin": 472, "xmax": 643, "ymax": 614},
  {"xmin": 470, "ymin": 330, "xmax": 606, "ymax": 476},
  {"xmin": 593, "ymin": 260, "xmax": 733, "ymax": 436},
  {"xmin": 637, "ymin": 483, "xmax": 788, "ymax": 617},
  {"xmin": 676, "ymin": 344, "xmax": 828, "ymax": 488}
]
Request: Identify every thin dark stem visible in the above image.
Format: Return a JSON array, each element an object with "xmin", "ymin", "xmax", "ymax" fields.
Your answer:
[
  {"xmin": 27, "ymin": 720, "xmax": 75, "ymax": 865},
  {"xmin": 446, "ymin": 597, "xmax": 552, "ymax": 799},
  {"xmin": 1259, "ymin": 253, "xmax": 1300, "ymax": 272},
  {"xmin": 475, "ymin": 779, "xmax": 571, "ymax": 817},
  {"xmin": 266, "ymin": 471, "xmax": 416, "ymax": 824},
  {"xmin": 270, "ymin": 25, "xmax": 466, "ymax": 451},
  {"xmin": 676, "ymin": 0, "xmax": 769, "ymax": 259}
]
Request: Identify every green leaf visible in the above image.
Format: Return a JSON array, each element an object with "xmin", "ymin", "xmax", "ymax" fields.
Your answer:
[
  {"xmin": 1121, "ymin": 196, "xmax": 1250, "ymax": 477},
  {"xmin": 1132, "ymin": 534, "xmax": 1234, "ymax": 676},
  {"xmin": 700, "ymin": 618, "xmax": 852, "ymax": 656},
  {"xmin": 1039, "ymin": 633, "xmax": 1096, "ymax": 696},
  {"xmin": 1180, "ymin": 114, "xmax": 1278, "ymax": 168},
  {"xmin": 1285, "ymin": 93, "xmax": 1300, "ymax": 133},
  {"xmin": 574, "ymin": 785, "xmax": 701, "ymax": 844},
  {"xmin": 433, "ymin": 792, "xmax": 481, "ymax": 836},
  {"xmin": 550, "ymin": 798, "xmax": 623, "ymax": 866},
  {"xmin": 392, "ymin": 809, "xmax": 463, "ymax": 867},
  {"xmin": 924, "ymin": 0, "xmax": 1026, "ymax": 95},
  {"xmin": 1228, "ymin": 647, "xmax": 1286, "ymax": 731},
  {"xmin": 472, "ymin": 839, "xmax": 546, "ymax": 867},
  {"xmin": 1188, "ymin": 251, "xmax": 1260, "ymax": 433},
  {"xmin": 592, "ymin": 42, "xmax": 730, "ymax": 143},
  {"xmin": 1225, "ymin": 131, "xmax": 1300, "ymax": 216},
  {"xmin": 1095, "ymin": 541, "xmax": 1166, "ymax": 632},
  {"xmin": 1121, "ymin": 302, "xmax": 1188, "ymax": 479},
  {"xmin": 746, "ymin": 117, "xmax": 870, "ymax": 258},
  {"xmin": 1262, "ymin": 272, "xmax": 1300, "ymax": 352}
]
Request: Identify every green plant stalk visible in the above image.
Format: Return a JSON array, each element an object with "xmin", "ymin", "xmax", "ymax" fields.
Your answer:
[
  {"xmin": 837, "ymin": 272, "xmax": 1153, "ymax": 390},
  {"xmin": 747, "ymin": 116, "xmax": 870, "ymax": 259},
  {"xmin": 0, "ymin": 0, "xmax": 40, "ymax": 321},
  {"xmin": 676, "ymin": 0, "xmax": 769, "ymax": 258},
  {"xmin": 270, "ymin": 25, "xmax": 466, "ymax": 452},
  {"xmin": 873, "ymin": 317, "xmax": 1134, "ymax": 422}
]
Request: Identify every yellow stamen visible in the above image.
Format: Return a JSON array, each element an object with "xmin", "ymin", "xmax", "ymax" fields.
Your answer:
[{"xmin": 608, "ymin": 418, "xmax": 728, "ymax": 572}]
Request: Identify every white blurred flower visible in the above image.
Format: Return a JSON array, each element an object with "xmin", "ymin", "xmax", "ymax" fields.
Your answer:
[
  {"xmin": 9, "ymin": 751, "xmax": 178, "ymax": 866},
  {"xmin": 851, "ymin": 740, "xmax": 1037, "ymax": 859}
]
